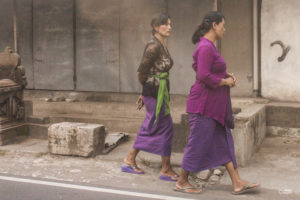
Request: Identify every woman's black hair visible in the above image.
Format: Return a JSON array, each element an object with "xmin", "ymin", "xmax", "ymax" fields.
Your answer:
[
  {"xmin": 151, "ymin": 13, "xmax": 170, "ymax": 35},
  {"xmin": 192, "ymin": 11, "xmax": 225, "ymax": 44}
]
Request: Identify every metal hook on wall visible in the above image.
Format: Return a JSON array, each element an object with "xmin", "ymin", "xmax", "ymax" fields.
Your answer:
[{"xmin": 270, "ymin": 40, "xmax": 291, "ymax": 62}]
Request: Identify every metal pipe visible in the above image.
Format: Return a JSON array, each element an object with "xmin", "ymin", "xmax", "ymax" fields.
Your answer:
[
  {"xmin": 13, "ymin": 0, "xmax": 18, "ymax": 53},
  {"xmin": 253, "ymin": 0, "xmax": 259, "ymax": 96}
]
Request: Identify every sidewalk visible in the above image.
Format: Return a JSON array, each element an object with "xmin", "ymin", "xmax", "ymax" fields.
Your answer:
[{"xmin": 0, "ymin": 134, "xmax": 299, "ymax": 200}]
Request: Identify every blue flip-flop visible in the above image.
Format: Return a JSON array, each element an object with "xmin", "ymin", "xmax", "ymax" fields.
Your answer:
[
  {"xmin": 121, "ymin": 164, "xmax": 144, "ymax": 174},
  {"xmin": 159, "ymin": 174, "xmax": 179, "ymax": 182}
]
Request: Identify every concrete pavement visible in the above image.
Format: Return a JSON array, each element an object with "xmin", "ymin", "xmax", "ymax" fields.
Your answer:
[{"xmin": 0, "ymin": 134, "xmax": 299, "ymax": 200}]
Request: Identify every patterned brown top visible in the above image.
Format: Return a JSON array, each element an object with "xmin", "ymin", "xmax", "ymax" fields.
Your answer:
[{"xmin": 137, "ymin": 37, "xmax": 173, "ymax": 98}]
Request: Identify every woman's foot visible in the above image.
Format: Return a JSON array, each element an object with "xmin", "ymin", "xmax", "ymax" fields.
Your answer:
[
  {"xmin": 160, "ymin": 168, "xmax": 179, "ymax": 181},
  {"xmin": 174, "ymin": 180, "xmax": 202, "ymax": 194},
  {"xmin": 232, "ymin": 179, "xmax": 260, "ymax": 194},
  {"xmin": 123, "ymin": 158, "xmax": 144, "ymax": 174}
]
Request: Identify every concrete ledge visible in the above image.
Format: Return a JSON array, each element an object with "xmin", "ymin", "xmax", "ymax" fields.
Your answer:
[
  {"xmin": 28, "ymin": 123, "xmax": 50, "ymax": 139},
  {"xmin": 267, "ymin": 126, "xmax": 300, "ymax": 138},
  {"xmin": 173, "ymin": 104, "xmax": 266, "ymax": 167},
  {"xmin": 266, "ymin": 102, "xmax": 300, "ymax": 128},
  {"xmin": 24, "ymin": 89, "xmax": 189, "ymax": 104},
  {"xmin": 0, "ymin": 123, "xmax": 28, "ymax": 146},
  {"xmin": 233, "ymin": 104, "xmax": 266, "ymax": 166},
  {"xmin": 27, "ymin": 116, "xmax": 50, "ymax": 124},
  {"xmin": 48, "ymin": 122, "xmax": 106, "ymax": 157},
  {"xmin": 24, "ymin": 100, "xmax": 33, "ymax": 120},
  {"xmin": 172, "ymin": 107, "xmax": 242, "ymax": 153}
]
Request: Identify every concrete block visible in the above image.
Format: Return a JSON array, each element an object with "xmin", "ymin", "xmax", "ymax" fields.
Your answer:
[
  {"xmin": 173, "ymin": 103, "xmax": 266, "ymax": 166},
  {"xmin": 48, "ymin": 122, "xmax": 106, "ymax": 157},
  {"xmin": 172, "ymin": 107, "xmax": 240, "ymax": 153},
  {"xmin": 232, "ymin": 104, "xmax": 266, "ymax": 166}
]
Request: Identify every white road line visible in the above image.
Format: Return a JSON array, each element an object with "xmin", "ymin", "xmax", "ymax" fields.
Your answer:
[{"xmin": 0, "ymin": 175, "xmax": 197, "ymax": 200}]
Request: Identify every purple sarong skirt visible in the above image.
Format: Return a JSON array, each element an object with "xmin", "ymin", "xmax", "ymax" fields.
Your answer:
[
  {"xmin": 133, "ymin": 96, "xmax": 173, "ymax": 157},
  {"xmin": 181, "ymin": 97, "xmax": 237, "ymax": 172}
]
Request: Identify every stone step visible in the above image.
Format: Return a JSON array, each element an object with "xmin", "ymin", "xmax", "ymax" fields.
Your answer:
[
  {"xmin": 28, "ymin": 100, "xmax": 186, "ymax": 137},
  {"xmin": 24, "ymin": 90, "xmax": 189, "ymax": 104},
  {"xmin": 27, "ymin": 116, "xmax": 50, "ymax": 124},
  {"xmin": 27, "ymin": 123, "xmax": 50, "ymax": 140},
  {"xmin": 0, "ymin": 117, "xmax": 10, "ymax": 125},
  {"xmin": 0, "ymin": 123, "xmax": 28, "ymax": 145},
  {"xmin": 27, "ymin": 114, "xmax": 143, "ymax": 135},
  {"xmin": 48, "ymin": 115, "xmax": 143, "ymax": 134},
  {"xmin": 266, "ymin": 102, "xmax": 300, "ymax": 138},
  {"xmin": 30, "ymin": 100, "xmax": 186, "ymax": 122}
]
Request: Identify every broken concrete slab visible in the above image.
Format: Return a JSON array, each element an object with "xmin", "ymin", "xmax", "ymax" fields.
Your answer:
[{"xmin": 103, "ymin": 132, "xmax": 129, "ymax": 154}]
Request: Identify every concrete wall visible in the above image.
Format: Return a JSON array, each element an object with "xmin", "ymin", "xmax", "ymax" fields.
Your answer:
[
  {"xmin": 33, "ymin": 0, "xmax": 74, "ymax": 90},
  {"xmin": 0, "ymin": 0, "xmax": 256, "ymax": 97},
  {"xmin": 17, "ymin": 0, "xmax": 33, "ymax": 88},
  {"xmin": 168, "ymin": 0, "xmax": 213, "ymax": 94},
  {"xmin": 76, "ymin": 0, "xmax": 119, "ymax": 92},
  {"xmin": 0, "ymin": 0, "xmax": 33, "ymax": 88},
  {"xmin": 119, "ymin": 0, "xmax": 167, "ymax": 93},
  {"xmin": 220, "ymin": 0, "xmax": 254, "ymax": 97},
  {"xmin": 261, "ymin": 0, "xmax": 300, "ymax": 101},
  {"xmin": 0, "ymin": 0, "xmax": 14, "ymax": 53}
]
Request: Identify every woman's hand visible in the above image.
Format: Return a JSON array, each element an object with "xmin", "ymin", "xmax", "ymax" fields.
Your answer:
[
  {"xmin": 227, "ymin": 72, "xmax": 237, "ymax": 86},
  {"xmin": 225, "ymin": 77, "xmax": 235, "ymax": 88},
  {"xmin": 136, "ymin": 95, "xmax": 144, "ymax": 110}
]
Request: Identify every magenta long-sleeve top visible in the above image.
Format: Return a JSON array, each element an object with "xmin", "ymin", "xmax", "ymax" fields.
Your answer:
[{"xmin": 186, "ymin": 37, "xmax": 229, "ymax": 126}]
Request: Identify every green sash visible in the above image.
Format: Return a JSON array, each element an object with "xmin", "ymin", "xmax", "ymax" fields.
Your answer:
[{"xmin": 149, "ymin": 72, "xmax": 170, "ymax": 123}]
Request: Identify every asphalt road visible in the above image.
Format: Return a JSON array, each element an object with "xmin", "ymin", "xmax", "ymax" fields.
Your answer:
[{"xmin": 0, "ymin": 175, "xmax": 197, "ymax": 200}]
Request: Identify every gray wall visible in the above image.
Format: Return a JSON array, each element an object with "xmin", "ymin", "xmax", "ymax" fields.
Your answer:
[
  {"xmin": 33, "ymin": 0, "xmax": 74, "ymax": 90},
  {"xmin": 0, "ymin": 0, "xmax": 13, "ymax": 52},
  {"xmin": 120, "ymin": 0, "xmax": 167, "ymax": 93},
  {"xmin": 220, "ymin": 0, "xmax": 254, "ymax": 97},
  {"xmin": 261, "ymin": 0, "xmax": 300, "ymax": 102},
  {"xmin": 168, "ymin": 0, "xmax": 213, "ymax": 94},
  {"xmin": 76, "ymin": 0, "xmax": 120, "ymax": 92},
  {"xmin": 17, "ymin": 0, "xmax": 33, "ymax": 88},
  {"xmin": 0, "ymin": 0, "xmax": 254, "ymax": 97}
]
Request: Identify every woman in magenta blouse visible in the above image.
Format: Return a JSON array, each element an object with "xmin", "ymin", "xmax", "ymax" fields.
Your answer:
[{"xmin": 174, "ymin": 11, "xmax": 259, "ymax": 195}]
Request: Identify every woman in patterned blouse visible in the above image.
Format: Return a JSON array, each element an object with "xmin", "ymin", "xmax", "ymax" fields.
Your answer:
[{"xmin": 121, "ymin": 13, "xmax": 179, "ymax": 182}]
